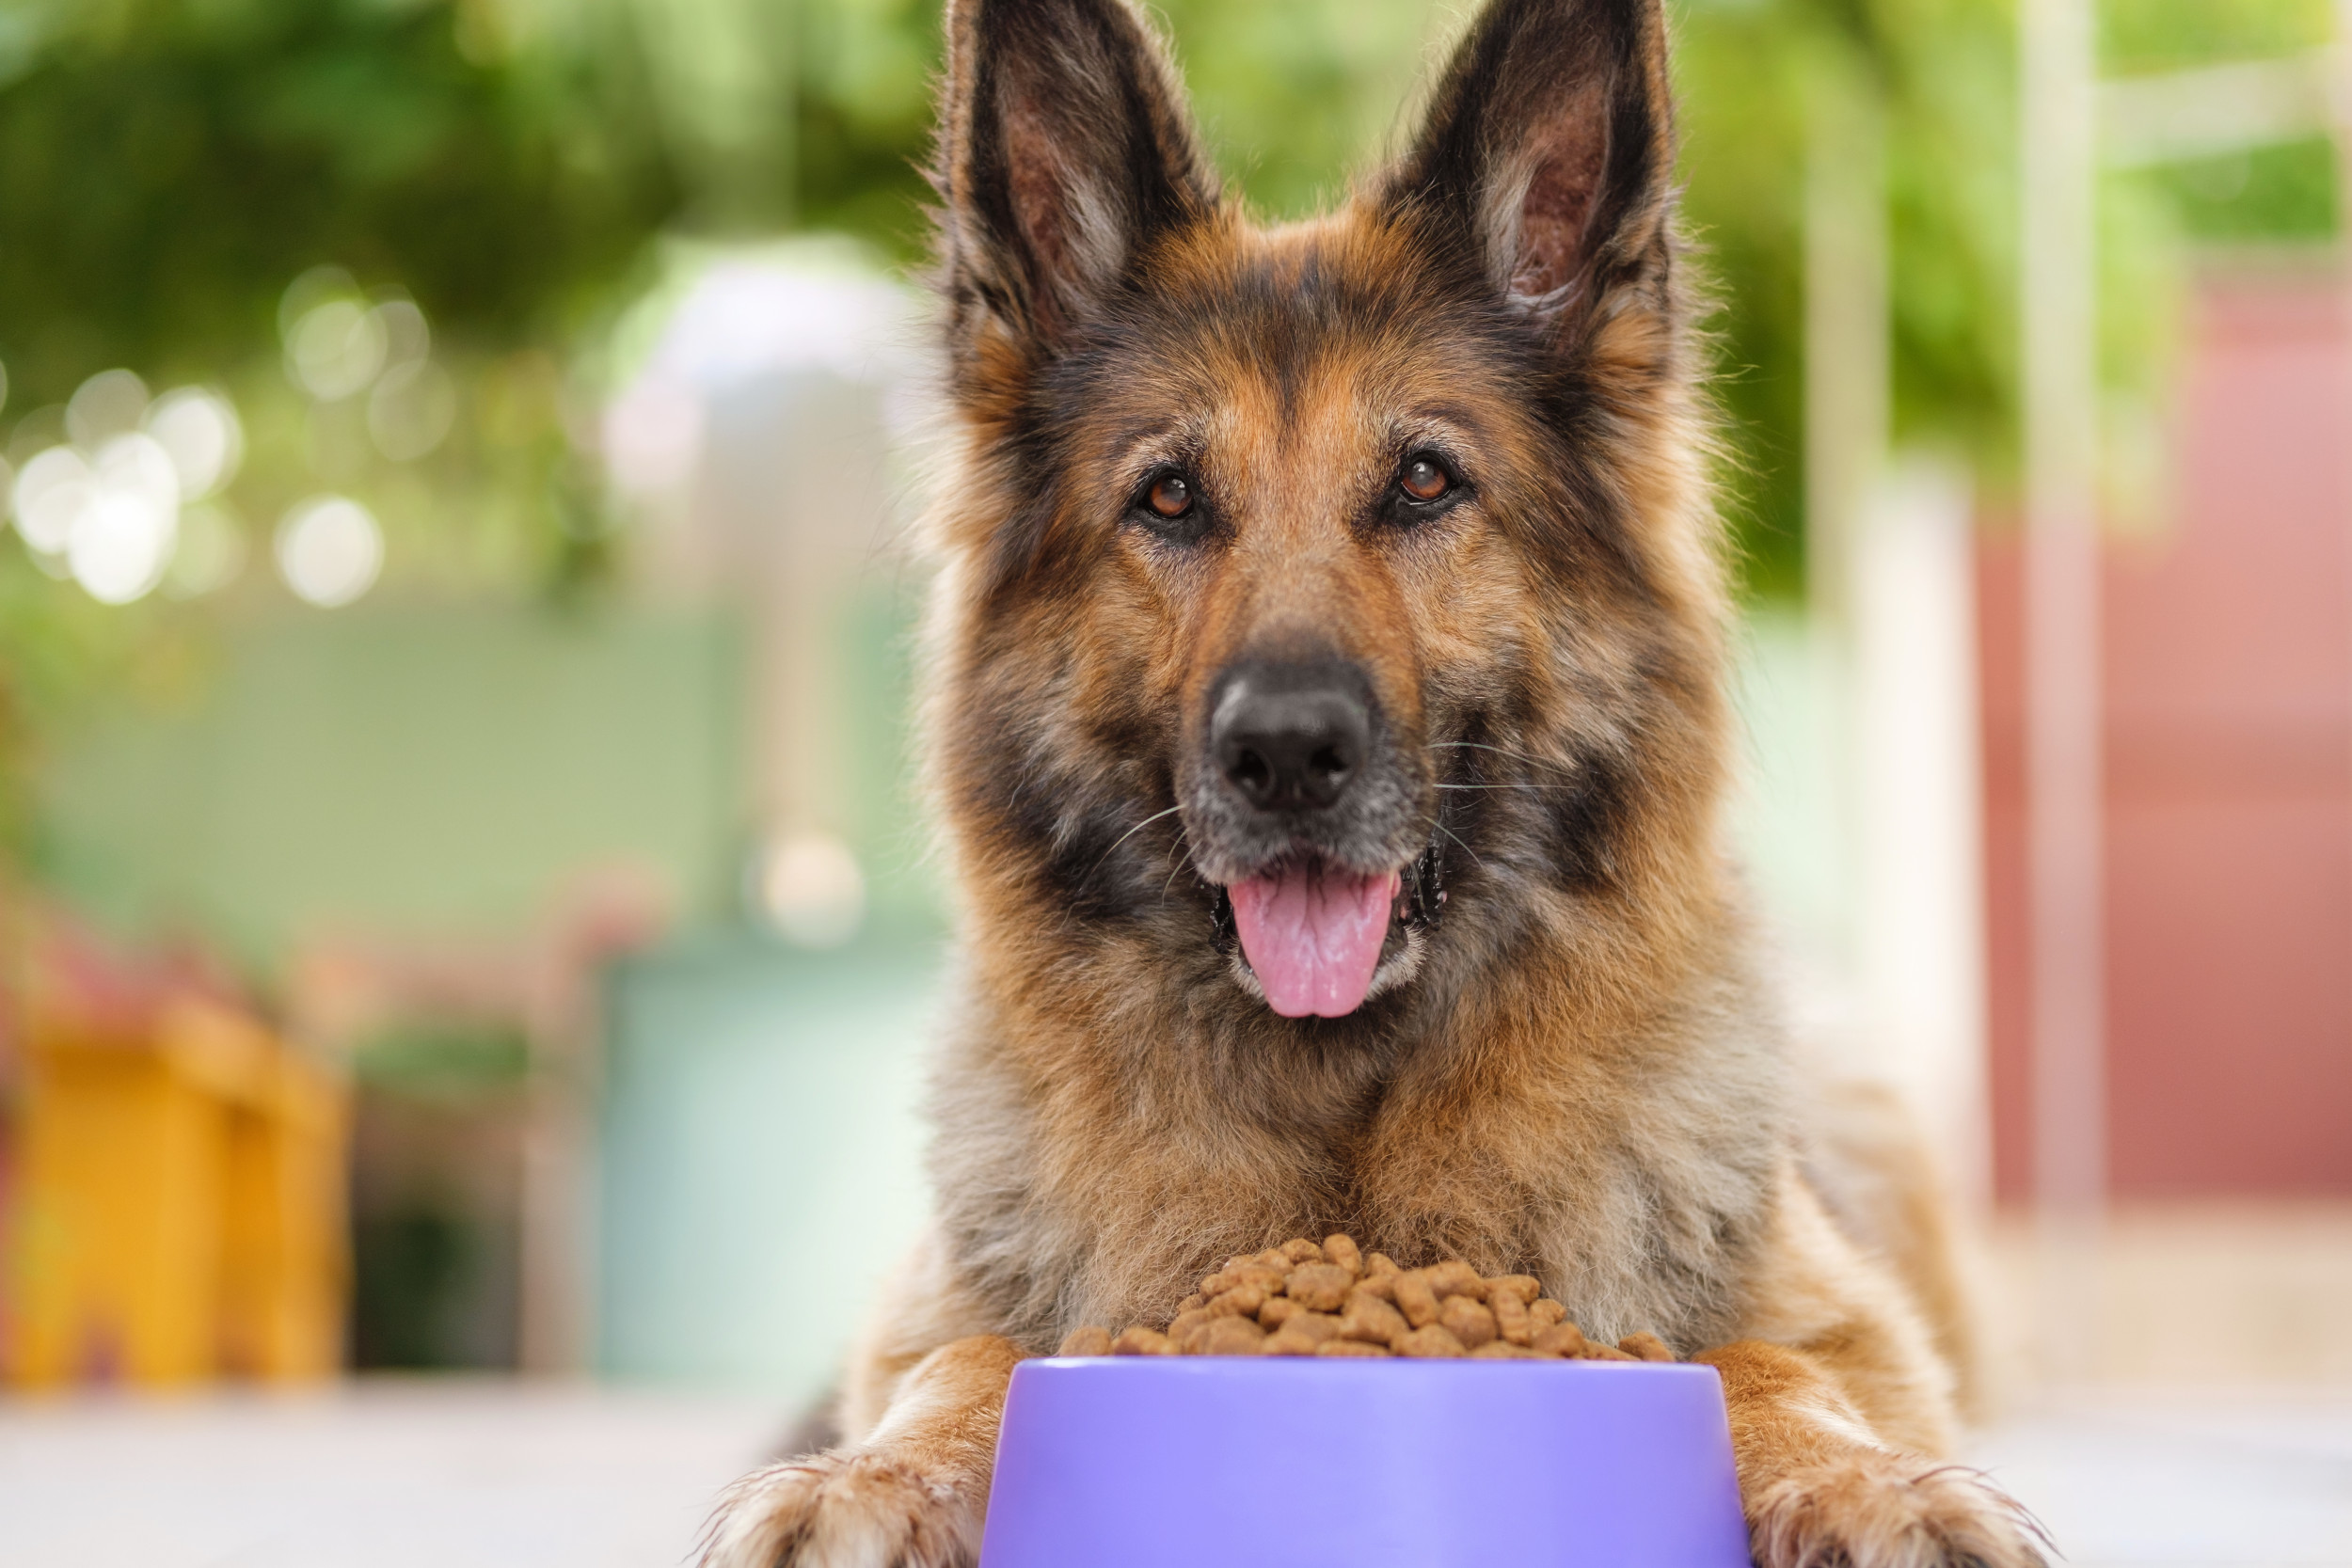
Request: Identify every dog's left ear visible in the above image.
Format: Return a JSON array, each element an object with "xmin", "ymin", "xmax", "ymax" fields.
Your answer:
[{"xmin": 1384, "ymin": 0, "xmax": 1677, "ymax": 339}]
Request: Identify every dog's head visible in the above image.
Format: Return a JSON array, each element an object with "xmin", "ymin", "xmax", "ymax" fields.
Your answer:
[{"xmin": 926, "ymin": 0, "xmax": 1728, "ymax": 1030}]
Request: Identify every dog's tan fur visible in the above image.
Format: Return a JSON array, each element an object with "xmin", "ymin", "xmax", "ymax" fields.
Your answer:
[{"xmin": 704, "ymin": 1, "xmax": 2042, "ymax": 1563}]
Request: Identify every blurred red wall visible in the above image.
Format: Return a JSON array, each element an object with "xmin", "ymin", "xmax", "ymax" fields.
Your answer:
[{"xmin": 1983, "ymin": 271, "xmax": 2352, "ymax": 1202}]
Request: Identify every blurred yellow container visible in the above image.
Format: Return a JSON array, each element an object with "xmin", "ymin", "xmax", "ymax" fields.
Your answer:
[{"xmin": 6, "ymin": 995, "xmax": 348, "ymax": 1387}]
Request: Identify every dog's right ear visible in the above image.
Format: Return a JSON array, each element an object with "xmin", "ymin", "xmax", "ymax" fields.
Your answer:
[{"xmin": 934, "ymin": 0, "xmax": 1218, "ymax": 369}]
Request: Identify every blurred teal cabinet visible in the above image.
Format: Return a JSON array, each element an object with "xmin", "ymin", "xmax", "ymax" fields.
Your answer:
[{"xmin": 596, "ymin": 931, "xmax": 939, "ymax": 1400}]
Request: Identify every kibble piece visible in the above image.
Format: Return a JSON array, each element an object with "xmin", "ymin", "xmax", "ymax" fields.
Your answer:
[
  {"xmin": 1200, "ymin": 1316, "xmax": 1268, "ymax": 1355},
  {"xmin": 1284, "ymin": 1263, "xmax": 1354, "ymax": 1313},
  {"xmin": 1175, "ymin": 1292, "xmax": 1206, "ymax": 1315},
  {"xmin": 1394, "ymin": 1324, "xmax": 1470, "ymax": 1358},
  {"xmin": 1532, "ymin": 1322, "xmax": 1590, "ymax": 1358},
  {"xmin": 1438, "ymin": 1296, "xmax": 1498, "ymax": 1350},
  {"xmin": 1426, "ymin": 1260, "xmax": 1486, "ymax": 1301},
  {"xmin": 1217, "ymin": 1263, "xmax": 1289, "ymax": 1297},
  {"xmin": 1254, "ymin": 1249, "xmax": 1294, "ymax": 1271},
  {"xmin": 1260, "ymin": 1296, "xmax": 1303, "ymax": 1330},
  {"xmin": 1262, "ymin": 1327, "xmax": 1320, "ymax": 1355},
  {"xmin": 1584, "ymin": 1340, "xmax": 1637, "ymax": 1362},
  {"xmin": 1317, "ymin": 1338, "xmax": 1393, "ymax": 1357},
  {"xmin": 1470, "ymin": 1339, "xmax": 1537, "ymax": 1360},
  {"xmin": 1281, "ymin": 1310, "xmax": 1342, "ymax": 1345},
  {"xmin": 1529, "ymin": 1297, "xmax": 1568, "ymax": 1328},
  {"xmin": 1059, "ymin": 1324, "xmax": 1114, "ymax": 1356},
  {"xmin": 1485, "ymin": 1275, "xmax": 1541, "ymax": 1306},
  {"xmin": 1280, "ymin": 1239, "xmax": 1325, "ymax": 1263},
  {"xmin": 1350, "ymin": 1271, "xmax": 1398, "ymax": 1303},
  {"xmin": 1206, "ymin": 1260, "xmax": 1282, "ymax": 1293},
  {"xmin": 1323, "ymin": 1234, "xmax": 1363, "ymax": 1275},
  {"xmin": 1364, "ymin": 1252, "xmax": 1402, "ymax": 1277},
  {"xmin": 1620, "ymin": 1332, "xmax": 1675, "ymax": 1363},
  {"xmin": 1112, "ymin": 1325, "xmax": 1175, "ymax": 1355},
  {"xmin": 1336, "ymin": 1290, "xmax": 1410, "ymax": 1346},
  {"xmin": 1168, "ymin": 1307, "xmax": 1216, "ymax": 1353},
  {"xmin": 1391, "ymin": 1270, "xmax": 1441, "ymax": 1328},
  {"xmin": 1489, "ymin": 1288, "xmax": 1532, "ymax": 1346},
  {"xmin": 1208, "ymin": 1284, "xmax": 1267, "ymax": 1319}
]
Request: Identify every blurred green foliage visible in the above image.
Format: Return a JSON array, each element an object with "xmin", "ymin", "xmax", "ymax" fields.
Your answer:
[
  {"xmin": 1680, "ymin": 0, "xmax": 2029, "ymax": 593},
  {"xmin": 2148, "ymin": 138, "xmax": 2337, "ymax": 241},
  {"xmin": 0, "ymin": 0, "xmax": 2342, "ymax": 857},
  {"xmin": 0, "ymin": 0, "xmax": 683, "ymax": 403},
  {"xmin": 2103, "ymin": 0, "xmax": 2333, "ymax": 68},
  {"xmin": 355, "ymin": 1023, "xmax": 532, "ymax": 1097}
]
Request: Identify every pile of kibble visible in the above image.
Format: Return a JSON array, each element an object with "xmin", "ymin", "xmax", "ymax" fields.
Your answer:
[{"xmin": 1056, "ymin": 1234, "xmax": 1676, "ymax": 1361}]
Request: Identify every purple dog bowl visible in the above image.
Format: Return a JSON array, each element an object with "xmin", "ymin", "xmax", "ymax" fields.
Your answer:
[{"xmin": 979, "ymin": 1357, "xmax": 1753, "ymax": 1568}]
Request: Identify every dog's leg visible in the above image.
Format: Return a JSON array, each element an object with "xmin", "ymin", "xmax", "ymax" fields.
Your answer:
[
  {"xmin": 699, "ymin": 1333, "xmax": 1021, "ymax": 1568},
  {"xmin": 1698, "ymin": 1174, "xmax": 2046, "ymax": 1568},
  {"xmin": 1703, "ymin": 1338, "xmax": 2045, "ymax": 1568}
]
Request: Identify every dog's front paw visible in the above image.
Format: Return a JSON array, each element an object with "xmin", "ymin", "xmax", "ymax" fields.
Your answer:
[
  {"xmin": 1748, "ymin": 1453, "xmax": 2049, "ymax": 1568},
  {"xmin": 699, "ymin": 1449, "xmax": 982, "ymax": 1568}
]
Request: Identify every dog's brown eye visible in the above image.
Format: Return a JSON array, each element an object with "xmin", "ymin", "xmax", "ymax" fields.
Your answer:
[
  {"xmin": 1401, "ymin": 456, "xmax": 1452, "ymax": 502},
  {"xmin": 1148, "ymin": 474, "xmax": 1193, "ymax": 518}
]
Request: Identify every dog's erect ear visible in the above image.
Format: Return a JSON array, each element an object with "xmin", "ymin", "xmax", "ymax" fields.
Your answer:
[
  {"xmin": 935, "ymin": 0, "xmax": 1218, "ymax": 358},
  {"xmin": 1384, "ymin": 0, "xmax": 1676, "ymax": 334}
]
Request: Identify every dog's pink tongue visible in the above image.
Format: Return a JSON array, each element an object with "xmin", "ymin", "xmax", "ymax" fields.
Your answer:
[{"xmin": 1229, "ymin": 866, "xmax": 1401, "ymax": 1019}]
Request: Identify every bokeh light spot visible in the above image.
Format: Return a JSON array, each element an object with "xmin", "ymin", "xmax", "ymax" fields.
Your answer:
[
  {"xmin": 276, "ymin": 495, "xmax": 384, "ymax": 607},
  {"xmin": 65, "ymin": 369, "xmax": 150, "ymax": 447},
  {"xmin": 145, "ymin": 387, "xmax": 245, "ymax": 500},
  {"xmin": 756, "ymin": 833, "xmax": 866, "ymax": 948},
  {"xmin": 94, "ymin": 432, "xmax": 181, "ymax": 515},
  {"xmin": 288, "ymin": 299, "xmax": 389, "ymax": 401},
  {"xmin": 12, "ymin": 446, "xmax": 95, "ymax": 556},
  {"xmin": 68, "ymin": 488, "xmax": 177, "ymax": 604},
  {"xmin": 374, "ymin": 297, "xmax": 432, "ymax": 371}
]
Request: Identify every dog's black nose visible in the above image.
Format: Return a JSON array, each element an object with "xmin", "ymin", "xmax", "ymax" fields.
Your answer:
[{"xmin": 1209, "ymin": 658, "xmax": 1373, "ymax": 812}]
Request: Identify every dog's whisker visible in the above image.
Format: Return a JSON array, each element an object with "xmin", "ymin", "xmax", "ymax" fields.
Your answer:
[
  {"xmin": 1422, "ymin": 813, "xmax": 1484, "ymax": 868},
  {"xmin": 1423, "ymin": 739, "xmax": 1581, "ymax": 785},
  {"xmin": 1421, "ymin": 747, "xmax": 1571, "ymax": 775},
  {"xmin": 1088, "ymin": 803, "xmax": 1184, "ymax": 877},
  {"xmin": 1158, "ymin": 827, "xmax": 1198, "ymax": 902}
]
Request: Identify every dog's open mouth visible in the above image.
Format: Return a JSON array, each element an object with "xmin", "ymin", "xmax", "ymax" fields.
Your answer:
[{"xmin": 1214, "ymin": 847, "xmax": 1445, "ymax": 1019}]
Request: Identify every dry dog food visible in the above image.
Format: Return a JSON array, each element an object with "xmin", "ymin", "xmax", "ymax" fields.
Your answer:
[{"xmin": 1056, "ymin": 1235, "xmax": 1678, "ymax": 1362}]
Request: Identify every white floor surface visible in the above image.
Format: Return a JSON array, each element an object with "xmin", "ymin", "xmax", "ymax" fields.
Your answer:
[{"xmin": 1, "ymin": 1382, "xmax": 2344, "ymax": 1566}]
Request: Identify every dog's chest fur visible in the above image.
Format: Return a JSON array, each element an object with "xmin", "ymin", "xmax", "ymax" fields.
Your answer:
[{"xmin": 923, "ymin": 916, "xmax": 1791, "ymax": 1355}]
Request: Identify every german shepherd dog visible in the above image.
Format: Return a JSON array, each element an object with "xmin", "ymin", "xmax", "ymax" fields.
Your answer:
[{"xmin": 705, "ymin": 0, "xmax": 2042, "ymax": 1562}]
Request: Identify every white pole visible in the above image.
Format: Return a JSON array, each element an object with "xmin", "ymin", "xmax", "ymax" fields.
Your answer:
[
  {"xmin": 1807, "ymin": 63, "xmax": 1994, "ymax": 1205},
  {"xmin": 1805, "ymin": 66, "xmax": 1889, "ymax": 636},
  {"xmin": 2021, "ymin": 0, "xmax": 2106, "ymax": 1392},
  {"xmin": 1851, "ymin": 461, "xmax": 1991, "ymax": 1203}
]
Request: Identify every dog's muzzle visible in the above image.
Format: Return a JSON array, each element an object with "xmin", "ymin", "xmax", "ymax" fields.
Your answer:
[{"xmin": 1189, "ymin": 655, "xmax": 1433, "ymax": 1018}]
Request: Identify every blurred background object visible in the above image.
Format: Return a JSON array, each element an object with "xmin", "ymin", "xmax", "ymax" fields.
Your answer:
[
  {"xmin": 6, "ymin": 915, "xmax": 345, "ymax": 1387},
  {"xmin": 0, "ymin": 0, "xmax": 2346, "ymax": 1562}
]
